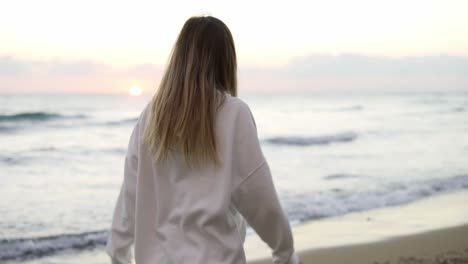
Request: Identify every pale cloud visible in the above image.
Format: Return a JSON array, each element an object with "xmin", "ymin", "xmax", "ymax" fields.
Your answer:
[
  {"xmin": 0, "ymin": 58, "xmax": 108, "ymax": 77},
  {"xmin": 0, "ymin": 57, "xmax": 163, "ymax": 94},
  {"xmin": 0, "ymin": 54, "xmax": 467, "ymax": 94},
  {"xmin": 241, "ymin": 54, "xmax": 468, "ymax": 91},
  {"xmin": 45, "ymin": 61, "xmax": 105, "ymax": 76},
  {"xmin": 0, "ymin": 56, "xmax": 31, "ymax": 76},
  {"xmin": 283, "ymin": 54, "xmax": 468, "ymax": 76}
]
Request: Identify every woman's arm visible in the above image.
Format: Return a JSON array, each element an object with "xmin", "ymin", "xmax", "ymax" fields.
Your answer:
[
  {"xmin": 231, "ymin": 101, "xmax": 299, "ymax": 264},
  {"xmin": 105, "ymin": 121, "xmax": 140, "ymax": 264},
  {"xmin": 233, "ymin": 161, "xmax": 299, "ymax": 264}
]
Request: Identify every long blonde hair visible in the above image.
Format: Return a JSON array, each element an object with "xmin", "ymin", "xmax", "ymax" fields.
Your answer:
[{"xmin": 144, "ymin": 16, "xmax": 237, "ymax": 167}]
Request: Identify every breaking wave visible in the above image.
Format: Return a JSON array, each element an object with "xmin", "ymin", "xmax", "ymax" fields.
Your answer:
[
  {"xmin": 0, "ymin": 230, "xmax": 108, "ymax": 261},
  {"xmin": 265, "ymin": 132, "xmax": 358, "ymax": 146},
  {"xmin": 0, "ymin": 112, "xmax": 87, "ymax": 122}
]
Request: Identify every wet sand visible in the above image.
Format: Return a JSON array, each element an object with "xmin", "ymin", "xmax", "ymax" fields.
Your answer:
[
  {"xmin": 249, "ymin": 223, "xmax": 468, "ymax": 264},
  {"xmin": 246, "ymin": 190, "xmax": 468, "ymax": 264}
]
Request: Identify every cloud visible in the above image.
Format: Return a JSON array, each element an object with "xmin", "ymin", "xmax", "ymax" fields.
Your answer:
[
  {"xmin": 0, "ymin": 54, "xmax": 467, "ymax": 93},
  {"xmin": 240, "ymin": 54, "xmax": 468, "ymax": 91},
  {"xmin": 0, "ymin": 56, "xmax": 31, "ymax": 76},
  {"xmin": 0, "ymin": 57, "xmax": 109, "ymax": 77},
  {"xmin": 284, "ymin": 54, "xmax": 468, "ymax": 76},
  {"xmin": 0, "ymin": 56, "xmax": 163, "ymax": 94},
  {"xmin": 46, "ymin": 61, "xmax": 105, "ymax": 76}
]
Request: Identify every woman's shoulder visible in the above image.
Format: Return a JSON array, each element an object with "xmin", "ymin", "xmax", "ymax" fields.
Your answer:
[
  {"xmin": 222, "ymin": 93, "xmax": 251, "ymax": 114},
  {"xmin": 219, "ymin": 94, "xmax": 257, "ymax": 131}
]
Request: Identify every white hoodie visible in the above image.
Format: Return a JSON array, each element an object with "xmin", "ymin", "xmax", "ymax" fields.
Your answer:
[{"xmin": 105, "ymin": 94, "xmax": 299, "ymax": 264}]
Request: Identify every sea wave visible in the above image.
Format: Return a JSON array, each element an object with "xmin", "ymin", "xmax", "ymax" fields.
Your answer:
[
  {"xmin": 1, "ymin": 174, "xmax": 467, "ymax": 261},
  {"xmin": 0, "ymin": 230, "xmax": 108, "ymax": 261},
  {"xmin": 0, "ymin": 126, "xmax": 16, "ymax": 133},
  {"xmin": 0, "ymin": 112, "xmax": 87, "ymax": 122},
  {"xmin": 265, "ymin": 132, "xmax": 358, "ymax": 146},
  {"xmin": 337, "ymin": 105, "xmax": 363, "ymax": 111},
  {"xmin": 324, "ymin": 173, "xmax": 360, "ymax": 180},
  {"xmin": 282, "ymin": 174, "xmax": 468, "ymax": 222},
  {"xmin": 104, "ymin": 117, "xmax": 138, "ymax": 126},
  {"xmin": 0, "ymin": 147, "xmax": 127, "ymax": 166},
  {"xmin": 0, "ymin": 155, "xmax": 29, "ymax": 165},
  {"xmin": 452, "ymin": 107, "xmax": 465, "ymax": 112},
  {"xmin": 308, "ymin": 105, "xmax": 364, "ymax": 112}
]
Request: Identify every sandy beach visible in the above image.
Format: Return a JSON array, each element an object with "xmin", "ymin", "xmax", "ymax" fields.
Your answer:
[
  {"xmin": 246, "ymin": 190, "xmax": 468, "ymax": 264},
  {"xmin": 250, "ymin": 223, "xmax": 468, "ymax": 264}
]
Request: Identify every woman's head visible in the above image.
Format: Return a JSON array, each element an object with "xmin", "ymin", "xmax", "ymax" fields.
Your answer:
[
  {"xmin": 144, "ymin": 16, "xmax": 237, "ymax": 167},
  {"xmin": 170, "ymin": 16, "xmax": 237, "ymax": 95}
]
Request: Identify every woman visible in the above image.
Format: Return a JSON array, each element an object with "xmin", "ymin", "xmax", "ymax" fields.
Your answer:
[{"xmin": 106, "ymin": 16, "xmax": 300, "ymax": 264}]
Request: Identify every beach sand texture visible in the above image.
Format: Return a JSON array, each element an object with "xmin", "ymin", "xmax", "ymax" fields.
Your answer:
[
  {"xmin": 246, "ymin": 190, "xmax": 468, "ymax": 264},
  {"xmin": 266, "ymin": 224, "xmax": 468, "ymax": 264}
]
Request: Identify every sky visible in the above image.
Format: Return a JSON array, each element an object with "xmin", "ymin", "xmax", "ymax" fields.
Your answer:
[{"xmin": 1, "ymin": 0, "xmax": 468, "ymax": 94}]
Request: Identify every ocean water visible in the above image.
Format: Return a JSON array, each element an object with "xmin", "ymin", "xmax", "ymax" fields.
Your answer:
[{"xmin": 1, "ymin": 91, "xmax": 468, "ymax": 262}]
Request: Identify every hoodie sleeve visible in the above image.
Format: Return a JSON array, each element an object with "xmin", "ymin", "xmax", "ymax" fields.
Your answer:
[
  {"xmin": 231, "ymin": 102, "xmax": 299, "ymax": 264},
  {"xmin": 105, "ymin": 119, "xmax": 140, "ymax": 264}
]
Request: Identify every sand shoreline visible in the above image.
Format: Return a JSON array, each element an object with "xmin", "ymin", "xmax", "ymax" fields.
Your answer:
[
  {"xmin": 250, "ymin": 223, "xmax": 468, "ymax": 264},
  {"xmin": 246, "ymin": 190, "xmax": 468, "ymax": 264}
]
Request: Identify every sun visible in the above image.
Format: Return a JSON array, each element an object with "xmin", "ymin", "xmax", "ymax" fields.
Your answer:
[{"xmin": 129, "ymin": 86, "xmax": 143, "ymax": 96}]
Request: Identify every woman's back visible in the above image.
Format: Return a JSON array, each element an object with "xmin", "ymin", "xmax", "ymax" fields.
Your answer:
[
  {"xmin": 106, "ymin": 94, "xmax": 298, "ymax": 263},
  {"xmin": 137, "ymin": 94, "xmax": 253, "ymax": 263},
  {"xmin": 105, "ymin": 15, "xmax": 299, "ymax": 264}
]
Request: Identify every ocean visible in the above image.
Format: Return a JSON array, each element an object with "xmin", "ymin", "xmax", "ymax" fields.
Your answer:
[{"xmin": 1, "ymin": 91, "xmax": 468, "ymax": 262}]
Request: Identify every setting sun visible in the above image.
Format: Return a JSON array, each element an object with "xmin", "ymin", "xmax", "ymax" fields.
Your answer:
[{"xmin": 129, "ymin": 86, "xmax": 143, "ymax": 96}]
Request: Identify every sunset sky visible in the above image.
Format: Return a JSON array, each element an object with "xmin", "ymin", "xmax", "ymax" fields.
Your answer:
[{"xmin": 1, "ymin": 0, "xmax": 467, "ymax": 94}]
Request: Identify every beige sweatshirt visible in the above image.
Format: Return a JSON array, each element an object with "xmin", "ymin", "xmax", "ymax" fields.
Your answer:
[{"xmin": 105, "ymin": 94, "xmax": 299, "ymax": 264}]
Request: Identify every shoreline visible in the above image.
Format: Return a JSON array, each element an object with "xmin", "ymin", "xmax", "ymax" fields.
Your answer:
[
  {"xmin": 246, "ymin": 189, "xmax": 468, "ymax": 263},
  {"xmin": 250, "ymin": 223, "xmax": 468, "ymax": 264},
  {"xmin": 5, "ymin": 190, "xmax": 468, "ymax": 264}
]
